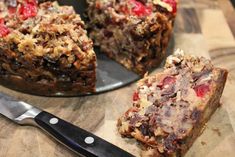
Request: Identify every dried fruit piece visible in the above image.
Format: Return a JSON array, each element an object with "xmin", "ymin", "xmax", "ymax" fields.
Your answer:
[
  {"xmin": 0, "ymin": 19, "xmax": 4, "ymax": 25},
  {"xmin": 0, "ymin": 19, "xmax": 10, "ymax": 37},
  {"xmin": 133, "ymin": 91, "xmax": 140, "ymax": 101},
  {"xmin": 125, "ymin": 107, "xmax": 139, "ymax": 117},
  {"xmin": 0, "ymin": 25, "xmax": 10, "ymax": 37},
  {"xmin": 130, "ymin": 0, "xmax": 152, "ymax": 16},
  {"xmin": 8, "ymin": 6, "xmax": 17, "ymax": 14},
  {"xmin": 194, "ymin": 84, "xmax": 210, "ymax": 97},
  {"xmin": 162, "ymin": 0, "xmax": 177, "ymax": 13},
  {"xmin": 119, "ymin": 5, "xmax": 129, "ymax": 14},
  {"xmin": 18, "ymin": 0, "xmax": 37, "ymax": 20},
  {"xmin": 158, "ymin": 76, "xmax": 176, "ymax": 89}
]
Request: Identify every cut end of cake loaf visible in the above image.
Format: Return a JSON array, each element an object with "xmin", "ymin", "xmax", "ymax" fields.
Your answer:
[
  {"xmin": 87, "ymin": 0, "xmax": 178, "ymax": 75},
  {"xmin": 0, "ymin": 1, "xmax": 96, "ymax": 95},
  {"xmin": 117, "ymin": 50, "xmax": 228, "ymax": 156}
]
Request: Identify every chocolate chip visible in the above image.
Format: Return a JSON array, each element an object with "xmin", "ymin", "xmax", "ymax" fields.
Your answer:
[
  {"xmin": 155, "ymin": 5, "xmax": 168, "ymax": 14},
  {"xmin": 103, "ymin": 30, "xmax": 113, "ymax": 38},
  {"xmin": 129, "ymin": 114, "xmax": 142, "ymax": 126},
  {"xmin": 139, "ymin": 123, "xmax": 152, "ymax": 136},
  {"xmin": 164, "ymin": 134, "xmax": 178, "ymax": 153},
  {"xmin": 137, "ymin": 0, "xmax": 147, "ymax": 4},
  {"xmin": 153, "ymin": 99, "xmax": 162, "ymax": 108},
  {"xmin": 191, "ymin": 109, "xmax": 201, "ymax": 122}
]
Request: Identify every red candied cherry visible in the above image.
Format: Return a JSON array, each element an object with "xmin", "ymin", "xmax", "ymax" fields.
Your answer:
[
  {"xmin": 162, "ymin": 0, "xmax": 177, "ymax": 13},
  {"xmin": 158, "ymin": 76, "xmax": 176, "ymax": 89},
  {"xmin": 130, "ymin": 0, "xmax": 152, "ymax": 16},
  {"xmin": 0, "ymin": 19, "xmax": 10, "ymax": 37},
  {"xmin": 133, "ymin": 91, "xmax": 140, "ymax": 101},
  {"xmin": 194, "ymin": 84, "xmax": 210, "ymax": 98},
  {"xmin": 0, "ymin": 19, "xmax": 4, "ymax": 25},
  {"xmin": 125, "ymin": 107, "xmax": 139, "ymax": 116},
  {"xmin": 119, "ymin": 5, "xmax": 129, "ymax": 15},
  {"xmin": 18, "ymin": 0, "xmax": 38, "ymax": 20},
  {"xmin": 0, "ymin": 25, "xmax": 10, "ymax": 37},
  {"xmin": 8, "ymin": 6, "xmax": 17, "ymax": 14}
]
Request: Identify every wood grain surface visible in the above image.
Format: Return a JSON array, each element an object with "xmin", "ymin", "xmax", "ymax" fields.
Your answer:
[{"xmin": 0, "ymin": 0, "xmax": 235, "ymax": 157}]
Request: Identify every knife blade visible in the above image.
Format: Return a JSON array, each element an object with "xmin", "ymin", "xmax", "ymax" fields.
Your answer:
[{"xmin": 0, "ymin": 93, "xmax": 134, "ymax": 157}]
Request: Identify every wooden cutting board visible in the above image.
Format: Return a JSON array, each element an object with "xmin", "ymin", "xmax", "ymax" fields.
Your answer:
[{"xmin": 0, "ymin": 0, "xmax": 235, "ymax": 156}]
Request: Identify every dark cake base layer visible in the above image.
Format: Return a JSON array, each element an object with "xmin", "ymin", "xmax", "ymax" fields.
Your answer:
[{"xmin": 0, "ymin": 75, "xmax": 95, "ymax": 96}]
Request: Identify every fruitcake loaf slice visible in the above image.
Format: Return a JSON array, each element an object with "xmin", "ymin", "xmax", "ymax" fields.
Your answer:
[
  {"xmin": 0, "ymin": 0, "xmax": 96, "ymax": 95},
  {"xmin": 87, "ymin": 0, "xmax": 177, "ymax": 75},
  {"xmin": 117, "ymin": 50, "xmax": 228, "ymax": 156}
]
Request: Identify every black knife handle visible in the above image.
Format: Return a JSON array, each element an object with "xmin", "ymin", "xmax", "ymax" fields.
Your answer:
[{"xmin": 34, "ymin": 111, "xmax": 134, "ymax": 157}]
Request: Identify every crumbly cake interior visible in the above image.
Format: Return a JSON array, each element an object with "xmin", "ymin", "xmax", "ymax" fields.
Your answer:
[
  {"xmin": 87, "ymin": 0, "xmax": 177, "ymax": 75},
  {"xmin": 117, "ymin": 50, "xmax": 227, "ymax": 156},
  {"xmin": 0, "ymin": 1, "xmax": 96, "ymax": 90}
]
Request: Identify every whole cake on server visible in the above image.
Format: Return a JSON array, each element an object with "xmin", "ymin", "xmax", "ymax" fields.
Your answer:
[
  {"xmin": 0, "ymin": 0, "xmax": 96, "ymax": 95},
  {"xmin": 87, "ymin": 0, "xmax": 177, "ymax": 75},
  {"xmin": 117, "ymin": 50, "xmax": 228, "ymax": 156}
]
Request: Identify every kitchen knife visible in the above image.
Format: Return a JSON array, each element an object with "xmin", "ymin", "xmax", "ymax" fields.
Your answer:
[{"xmin": 0, "ymin": 93, "xmax": 134, "ymax": 157}]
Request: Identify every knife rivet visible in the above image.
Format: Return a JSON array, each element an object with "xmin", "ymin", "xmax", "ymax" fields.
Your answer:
[
  {"xmin": 49, "ymin": 118, "xmax": 59, "ymax": 124},
  {"xmin": 84, "ymin": 136, "xmax": 94, "ymax": 144}
]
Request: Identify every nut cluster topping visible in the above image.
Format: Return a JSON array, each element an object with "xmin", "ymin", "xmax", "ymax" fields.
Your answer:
[{"xmin": 0, "ymin": 1, "xmax": 96, "ymax": 93}]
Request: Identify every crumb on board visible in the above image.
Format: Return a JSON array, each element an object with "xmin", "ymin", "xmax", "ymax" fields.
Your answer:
[
  {"xmin": 201, "ymin": 141, "xmax": 207, "ymax": 146},
  {"xmin": 212, "ymin": 128, "xmax": 221, "ymax": 137}
]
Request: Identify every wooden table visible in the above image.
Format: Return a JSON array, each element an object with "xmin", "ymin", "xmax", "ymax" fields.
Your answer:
[{"xmin": 0, "ymin": 0, "xmax": 235, "ymax": 157}]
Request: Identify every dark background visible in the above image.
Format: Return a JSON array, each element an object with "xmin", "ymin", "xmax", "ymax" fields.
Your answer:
[{"xmin": 231, "ymin": 0, "xmax": 235, "ymax": 7}]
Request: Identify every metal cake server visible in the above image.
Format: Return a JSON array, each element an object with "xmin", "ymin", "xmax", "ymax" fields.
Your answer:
[{"xmin": 0, "ymin": 93, "xmax": 134, "ymax": 157}]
